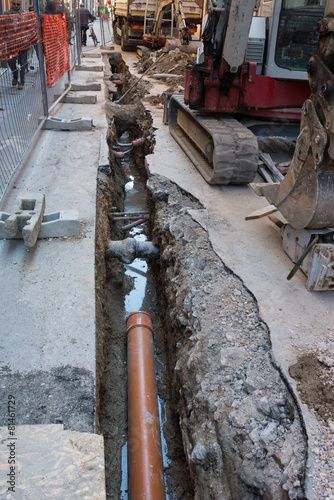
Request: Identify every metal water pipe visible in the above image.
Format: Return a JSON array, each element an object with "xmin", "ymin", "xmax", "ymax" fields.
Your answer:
[
  {"xmin": 126, "ymin": 312, "xmax": 166, "ymax": 500},
  {"xmin": 105, "ymin": 238, "xmax": 160, "ymax": 264}
]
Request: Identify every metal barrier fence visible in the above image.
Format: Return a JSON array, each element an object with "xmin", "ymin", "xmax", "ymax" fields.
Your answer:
[
  {"xmin": 0, "ymin": 52, "xmax": 45, "ymax": 199},
  {"xmin": 99, "ymin": 17, "xmax": 113, "ymax": 46},
  {"xmin": 0, "ymin": 14, "xmax": 112, "ymax": 204}
]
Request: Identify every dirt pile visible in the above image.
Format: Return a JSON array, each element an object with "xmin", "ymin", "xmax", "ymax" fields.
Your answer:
[
  {"xmin": 289, "ymin": 353, "xmax": 334, "ymax": 422},
  {"xmin": 148, "ymin": 174, "xmax": 307, "ymax": 499}
]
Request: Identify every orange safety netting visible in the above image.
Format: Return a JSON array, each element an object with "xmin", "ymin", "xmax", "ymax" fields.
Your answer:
[
  {"xmin": 42, "ymin": 14, "xmax": 70, "ymax": 87},
  {"xmin": 0, "ymin": 12, "xmax": 40, "ymax": 60}
]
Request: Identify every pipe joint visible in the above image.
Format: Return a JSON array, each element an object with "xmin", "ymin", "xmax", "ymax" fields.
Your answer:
[{"xmin": 105, "ymin": 237, "xmax": 160, "ymax": 264}]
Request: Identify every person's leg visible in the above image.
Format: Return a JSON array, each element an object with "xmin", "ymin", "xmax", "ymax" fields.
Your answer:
[
  {"xmin": 81, "ymin": 26, "xmax": 87, "ymax": 45},
  {"xmin": 83, "ymin": 26, "xmax": 88, "ymax": 45},
  {"xmin": 7, "ymin": 56, "xmax": 18, "ymax": 85},
  {"xmin": 18, "ymin": 49, "xmax": 28, "ymax": 85}
]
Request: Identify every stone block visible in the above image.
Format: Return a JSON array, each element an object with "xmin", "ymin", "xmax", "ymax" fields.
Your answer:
[
  {"xmin": 100, "ymin": 45, "xmax": 115, "ymax": 51},
  {"xmin": 0, "ymin": 425, "xmax": 106, "ymax": 499}
]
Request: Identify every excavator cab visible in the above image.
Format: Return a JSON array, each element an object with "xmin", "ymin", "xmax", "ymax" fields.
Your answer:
[{"xmin": 260, "ymin": 0, "xmax": 325, "ymax": 78}]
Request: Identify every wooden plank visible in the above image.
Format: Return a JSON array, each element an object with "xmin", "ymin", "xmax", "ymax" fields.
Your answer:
[
  {"xmin": 245, "ymin": 205, "xmax": 277, "ymax": 220},
  {"xmin": 249, "ymin": 182, "xmax": 268, "ymax": 196}
]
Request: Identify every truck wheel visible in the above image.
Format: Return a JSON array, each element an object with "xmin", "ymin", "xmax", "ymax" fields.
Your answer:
[
  {"xmin": 121, "ymin": 25, "xmax": 131, "ymax": 51},
  {"xmin": 113, "ymin": 22, "xmax": 121, "ymax": 45}
]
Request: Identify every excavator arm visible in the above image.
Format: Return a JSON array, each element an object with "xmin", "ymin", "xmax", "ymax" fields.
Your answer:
[{"xmin": 149, "ymin": 0, "xmax": 190, "ymax": 45}]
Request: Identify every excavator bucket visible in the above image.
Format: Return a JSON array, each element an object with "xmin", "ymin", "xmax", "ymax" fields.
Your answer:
[{"xmin": 260, "ymin": 99, "xmax": 334, "ymax": 229}]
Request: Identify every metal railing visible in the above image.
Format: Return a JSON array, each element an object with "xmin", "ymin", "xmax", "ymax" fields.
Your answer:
[
  {"xmin": 0, "ymin": 53, "xmax": 46, "ymax": 199},
  {"xmin": 0, "ymin": 13, "xmax": 112, "ymax": 204},
  {"xmin": 99, "ymin": 16, "xmax": 113, "ymax": 46}
]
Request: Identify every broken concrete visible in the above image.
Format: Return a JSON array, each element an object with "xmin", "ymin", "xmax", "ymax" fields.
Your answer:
[{"xmin": 113, "ymin": 47, "xmax": 334, "ymax": 499}]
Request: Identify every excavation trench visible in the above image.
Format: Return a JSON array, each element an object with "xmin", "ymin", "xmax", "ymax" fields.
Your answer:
[
  {"xmin": 97, "ymin": 120, "xmax": 193, "ymax": 498},
  {"xmin": 96, "ymin": 53, "xmax": 310, "ymax": 500}
]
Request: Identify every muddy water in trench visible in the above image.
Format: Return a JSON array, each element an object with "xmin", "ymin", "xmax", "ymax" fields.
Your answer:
[{"xmin": 100, "ymin": 134, "xmax": 193, "ymax": 499}]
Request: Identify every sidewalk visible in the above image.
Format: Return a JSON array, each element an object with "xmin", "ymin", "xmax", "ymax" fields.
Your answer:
[{"xmin": 0, "ymin": 47, "xmax": 108, "ymax": 499}]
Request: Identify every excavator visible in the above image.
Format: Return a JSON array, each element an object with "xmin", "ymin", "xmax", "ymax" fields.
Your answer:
[
  {"xmin": 168, "ymin": 0, "xmax": 334, "ymax": 290},
  {"xmin": 141, "ymin": 0, "xmax": 201, "ymax": 48}
]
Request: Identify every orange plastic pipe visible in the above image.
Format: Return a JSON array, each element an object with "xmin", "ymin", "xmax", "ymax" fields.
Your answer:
[{"xmin": 126, "ymin": 311, "xmax": 166, "ymax": 500}]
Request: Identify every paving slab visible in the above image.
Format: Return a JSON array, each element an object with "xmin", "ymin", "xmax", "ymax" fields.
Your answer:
[{"xmin": 0, "ymin": 425, "xmax": 105, "ymax": 500}]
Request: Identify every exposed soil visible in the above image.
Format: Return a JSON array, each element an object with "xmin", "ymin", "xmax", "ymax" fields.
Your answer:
[
  {"xmin": 289, "ymin": 354, "xmax": 334, "ymax": 422},
  {"xmin": 0, "ymin": 366, "xmax": 95, "ymax": 432},
  {"xmin": 99, "ymin": 52, "xmax": 194, "ymax": 499}
]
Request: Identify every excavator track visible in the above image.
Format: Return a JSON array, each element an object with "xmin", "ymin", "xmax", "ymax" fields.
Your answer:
[{"xmin": 168, "ymin": 94, "xmax": 259, "ymax": 185}]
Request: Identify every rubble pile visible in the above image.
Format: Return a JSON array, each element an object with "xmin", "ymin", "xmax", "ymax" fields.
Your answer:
[{"xmin": 135, "ymin": 48, "xmax": 196, "ymax": 89}]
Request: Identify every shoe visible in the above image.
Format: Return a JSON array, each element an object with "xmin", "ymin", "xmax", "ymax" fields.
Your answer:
[
  {"xmin": 18, "ymin": 83, "xmax": 24, "ymax": 90},
  {"xmin": 12, "ymin": 78, "xmax": 17, "ymax": 86}
]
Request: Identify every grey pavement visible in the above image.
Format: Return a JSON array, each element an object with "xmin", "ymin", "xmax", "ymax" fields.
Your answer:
[{"xmin": 0, "ymin": 48, "xmax": 108, "ymax": 498}]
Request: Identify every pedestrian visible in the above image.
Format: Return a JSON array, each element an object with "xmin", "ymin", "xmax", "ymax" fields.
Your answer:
[
  {"xmin": 54, "ymin": 0, "xmax": 73, "ymax": 42},
  {"xmin": 44, "ymin": 0, "xmax": 57, "ymax": 15},
  {"xmin": 79, "ymin": 3, "xmax": 96, "ymax": 46},
  {"xmin": 4, "ymin": 0, "xmax": 28, "ymax": 90}
]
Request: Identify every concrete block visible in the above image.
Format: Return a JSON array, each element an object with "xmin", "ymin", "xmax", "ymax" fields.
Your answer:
[
  {"xmin": 0, "ymin": 210, "xmax": 79, "ymax": 240},
  {"xmin": 40, "ymin": 116, "xmax": 93, "ymax": 130},
  {"xmin": 100, "ymin": 50, "xmax": 116, "ymax": 56},
  {"xmin": 54, "ymin": 92, "xmax": 97, "ymax": 104},
  {"xmin": 65, "ymin": 82, "xmax": 102, "ymax": 91},
  {"xmin": 75, "ymin": 64, "xmax": 103, "ymax": 72},
  {"xmin": 39, "ymin": 210, "xmax": 80, "ymax": 238},
  {"xmin": 100, "ymin": 44, "xmax": 115, "ymax": 51},
  {"xmin": 82, "ymin": 52, "xmax": 102, "ymax": 58},
  {"xmin": 4, "ymin": 193, "xmax": 45, "ymax": 248}
]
